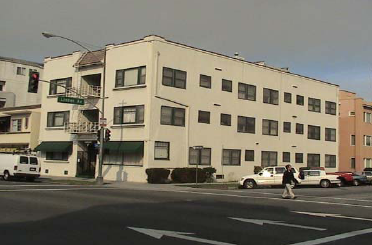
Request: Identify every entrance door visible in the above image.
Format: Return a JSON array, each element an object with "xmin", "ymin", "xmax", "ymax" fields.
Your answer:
[{"xmin": 76, "ymin": 144, "xmax": 97, "ymax": 177}]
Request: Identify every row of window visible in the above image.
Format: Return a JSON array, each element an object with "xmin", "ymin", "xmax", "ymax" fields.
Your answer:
[
  {"xmin": 154, "ymin": 142, "xmax": 337, "ymax": 168},
  {"xmin": 350, "ymin": 157, "xmax": 372, "ymax": 169}
]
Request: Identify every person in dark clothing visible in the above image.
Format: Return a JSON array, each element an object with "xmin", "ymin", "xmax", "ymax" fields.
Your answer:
[{"xmin": 282, "ymin": 164, "xmax": 296, "ymax": 199}]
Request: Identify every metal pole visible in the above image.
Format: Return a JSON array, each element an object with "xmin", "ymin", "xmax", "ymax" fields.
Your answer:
[
  {"xmin": 196, "ymin": 149, "xmax": 200, "ymax": 186},
  {"xmin": 96, "ymin": 47, "xmax": 106, "ymax": 185}
]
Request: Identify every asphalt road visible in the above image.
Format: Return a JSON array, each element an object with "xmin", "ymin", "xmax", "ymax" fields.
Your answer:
[{"xmin": 1, "ymin": 180, "xmax": 372, "ymax": 245}]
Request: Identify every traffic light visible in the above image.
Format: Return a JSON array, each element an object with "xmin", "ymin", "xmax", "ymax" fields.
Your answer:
[
  {"xmin": 28, "ymin": 71, "xmax": 39, "ymax": 93},
  {"xmin": 105, "ymin": 129, "xmax": 111, "ymax": 142},
  {"xmin": 97, "ymin": 128, "xmax": 102, "ymax": 142}
]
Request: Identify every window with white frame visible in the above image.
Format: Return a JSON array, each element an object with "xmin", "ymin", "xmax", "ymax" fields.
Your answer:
[
  {"xmin": 263, "ymin": 88, "xmax": 279, "ymax": 105},
  {"xmin": 262, "ymin": 119, "xmax": 278, "ymax": 136},
  {"xmin": 308, "ymin": 125, "xmax": 321, "ymax": 140},
  {"xmin": 189, "ymin": 147, "xmax": 211, "ymax": 165},
  {"xmin": 325, "ymin": 101, "xmax": 337, "ymax": 115},
  {"xmin": 115, "ymin": 66, "xmax": 146, "ymax": 87},
  {"xmin": 364, "ymin": 135, "xmax": 372, "ymax": 146},
  {"xmin": 46, "ymin": 152, "xmax": 69, "ymax": 161},
  {"xmin": 222, "ymin": 149, "xmax": 241, "ymax": 166},
  {"xmin": 351, "ymin": 135, "xmax": 356, "ymax": 146},
  {"xmin": 325, "ymin": 154, "xmax": 336, "ymax": 168},
  {"xmin": 237, "ymin": 116, "xmax": 255, "ymax": 133},
  {"xmin": 162, "ymin": 67, "xmax": 187, "ymax": 89},
  {"xmin": 308, "ymin": 98, "xmax": 321, "ymax": 113},
  {"xmin": 154, "ymin": 142, "xmax": 169, "ymax": 160},
  {"xmin": 11, "ymin": 119, "xmax": 22, "ymax": 132},
  {"xmin": 325, "ymin": 128, "xmax": 336, "ymax": 142},
  {"xmin": 364, "ymin": 158, "xmax": 372, "ymax": 168},
  {"xmin": 47, "ymin": 111, "xmax": 69, "ymax": 127},
  {"xmin": 351, "ymin": 158, "xmax": 356, "ymax": 169},
  {"xmin": 307, "ymin": 154, "xmax": 320, "ymax": 167},
  {"xmin": 200, "ymin": 74, "xmax": 211, "ymax": 88},
  {"xmin": 49, "ymin": 77, "xmax": 72, "ymax": 95},
  {"xmin": 198, "ymin": 110, "xmax": 210, "ymax": 124},
  {"xmin": 220, "ymin": 113, "xmax": 231, "ymax": 126},
  {"xmin": 0, "ymin": 81, "xmax": 5, "ymax": 91},
  {"xmin": 114, "ymin": 105, "xmax": 144, "ymax": 125},
  {"xmin": 364, "ymin": 112, "xmax": 372, "ymax": 123},
  {"xmin": 222, "ymin": 79, "xmax": 232, "ymax": 92},
  {"xmin": 16, "ymin": 67, "xmax": 26, "ymax": 75}
]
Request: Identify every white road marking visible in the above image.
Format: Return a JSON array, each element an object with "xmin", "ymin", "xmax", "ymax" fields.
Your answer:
[
  {"xmin": 128, "ymin": 227, "xmax": 236, "ymax": 245},
  {"xmin": 0, "ymin": 187, "xmax": 115, "ymax": 192},
  {"xmin": 293, "ymin": 211, "xmax": 372, "ymax": 222},
  {"xmin": 0, "ymin": 184, "xmax": 83, "ymax": 187},
  {"xmin": 231, "ymin": 190, "xmax": 372, "ymax": 203},
  {"xmin": 230, "ymin": 217, "xmax": 326, "ymax": 231},
  {"xmin": 287, "ymin": 227, "xmax": 372, "ymax": 245}
]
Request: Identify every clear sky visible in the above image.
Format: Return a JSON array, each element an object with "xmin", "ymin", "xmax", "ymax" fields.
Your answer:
[{"xmin": 1, "ymin": 0, "xmax": 371, "ymax": 99}]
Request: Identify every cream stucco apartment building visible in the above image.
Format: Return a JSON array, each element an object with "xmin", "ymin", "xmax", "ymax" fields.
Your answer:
[
  {"xmin": 0, "ymin": 56, "xmax": 43, "ymax": 152},
  {"xmin": 37, "ymin": 35, "xmax": 339, "ymax": 182}
]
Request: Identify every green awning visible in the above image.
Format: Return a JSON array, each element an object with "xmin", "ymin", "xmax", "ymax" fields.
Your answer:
[
  {"xmin": 103, "ymin": 141, "xmax": 144, "ymax": 153},
  {"xmin": 34, "ymin": 141, "xmax": 72, "ymax": 152}
]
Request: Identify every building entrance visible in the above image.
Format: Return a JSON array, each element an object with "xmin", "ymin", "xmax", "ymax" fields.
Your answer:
[{"xmin": 76, "ymin": 143, "xmax": 97, "ymax": 178}]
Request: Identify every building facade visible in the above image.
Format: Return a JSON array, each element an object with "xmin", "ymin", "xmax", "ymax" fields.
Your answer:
[
  {"xmin": 0, "ymin": 56, "xmax": 43, "ymax": 108},
  {"xmin": 0, "ymin": 105, "xmax": 41, "ymax": 152},
  {"xmin": 37, "ymin": 35, "xmax": 339, "ymax": 182},
  {"xmin": 339, "ymin": 90, "xmax": 372, "ymax": 172}
]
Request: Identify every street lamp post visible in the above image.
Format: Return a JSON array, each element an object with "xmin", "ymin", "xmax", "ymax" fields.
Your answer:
[{"xmin": 42, "ymin": 32, "xmax": 106, "ymax": 185}]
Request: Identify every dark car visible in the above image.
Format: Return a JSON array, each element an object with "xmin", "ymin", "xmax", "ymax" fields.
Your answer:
[{"xmin": 351, "ymin": 173, "xmax": 369, "ymax": 186}]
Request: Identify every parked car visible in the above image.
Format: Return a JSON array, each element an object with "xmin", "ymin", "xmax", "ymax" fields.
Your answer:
[
  {"xmin": 298, "ymin": 169, "xmax": 341, "ymax": 188},
  {"xmin": 328, "ymin": 171, "xmax": 368, "ymax": 186},
  {"xmin": 361, "ymin": 171, "xmax": 372, "ymax": 184},
  {"xmin": 0, "ymin": 153, "xmax": 41, "ymax": 181},
  {"xmin": 351, "ymin": 173, "xmax": 369, "ymax": 186},
  {"xmin": 239, "ymin": 166, "xmax": 301, "ymax": 189}
]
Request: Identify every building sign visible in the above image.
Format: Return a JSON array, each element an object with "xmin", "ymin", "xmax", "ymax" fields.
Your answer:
[{"xmin": 57, "ymin": 96, "xmax": 85, "ymax": 105}]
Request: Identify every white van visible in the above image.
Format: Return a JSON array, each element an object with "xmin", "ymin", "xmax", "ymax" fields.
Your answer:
[{"xmin": 0, "ymin": 153, "xmax": 41, "ymax": 181}]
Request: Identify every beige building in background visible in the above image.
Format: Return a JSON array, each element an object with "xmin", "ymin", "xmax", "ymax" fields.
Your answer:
[
  {"xmin": 339, "ymin": 90, "xmax": 372, "ymax": 172},
  {"xmin": 37, "ymin": 35, "xmax": 339, "ymax": 182}
]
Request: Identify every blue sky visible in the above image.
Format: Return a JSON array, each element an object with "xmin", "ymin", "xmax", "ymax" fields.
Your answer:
[{"xmin": 1, "ymin": 0, "xmax": 371, "ymax": 99}]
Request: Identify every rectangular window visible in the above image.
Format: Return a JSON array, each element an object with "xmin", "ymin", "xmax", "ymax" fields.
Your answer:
[
  {"xmin": 283, "ymin": 122, "xmax": 291, "ymax": 133},
  {"xmin": 349, "ymin": 111, "xmax": 355, "ymax": 116},
  {"xmin": 0, "ymin": 81, "xmax": 6, "ymax": 91},
  {"xmin": 47, "ymin": 111, "xmax": 69, "ymax": 127},
  {"xmin": 364, "ymin": 135, "xmax": 372, "ymax": 146},
  {"xmin": 283, "ymin": 152, "xmax": 290, "ymax": 162},
  {"xmin": 364, "ymin": 158, "xmax": 372, "ymax": 168},
  {"xmin": 364, "ymin": 112, "xmax": 372, "ymax": 123},
  {"xmin": 25, "ymin": 117, "xmax": 29, "ymax": 130},
  {"xmin": 189, "ymin": 148, "xmax": 211, "ymax": 165},
  {"xmin": 237, "ymin": 116, "xmax": 255, "ymax": 133},
  {"xmin": 296, "ymin": 123, "xmax": 304, "ymax": 134},
  {"xmin": 220, "ymin": 113, "xmax": 231, "ymax": 126},
  {"xmin": 296, "ymin": 95, "xmax": 304, "ymax": 106},
  {"xmin": 114, "ymin": 105, "xmax": 144, "ymax": 124},
  {"xmin": 307, "ymin": 154, "xmax": 320, "ymax": 167},
  {"xmin": 284, "ymin": 92, "xmax": 292, "ymax": 103},
  {"xmin": 295, "ymin": 153, "xmax": 303, "ymax": 163},
  {"xmin": 325, "ymin": 101, "xmax": 337, "ymax": 115},
  {"xmin": 308, "ymin": 125, "xmax": 321, "ymax": 140},
  {"xmin": 245, "ymin": 150, "xmax": 254, "ymax": 161},
  {"xmin": 162, "ymin": 67, "xmax": 187, "ymax": 89},
  {"xmin": 351, "ymin": 135, "xmax": 356, "ymax": 146},
  {"xmin": 222, "ymin": 149, "xmax": 241, "ymax": 166},
  {"xmin": 262, "ymin": 119, "xmax": 278, "ymax": 136},
  {"xmin": 198, "ymin": 111, "xmax": 210, "ymax": 124},
  {"xmin": 263, "ymin": 88, "xmax": 279, "ymax": 105},
  {"xmin": 325, "ymin": 128, "xmax": 336, "ymax": 142},
  {"xmin": 160, "ymin": 106, "xmax": 185, "ymax": 126},
  {"xmin": 261, "ymin": 151, "xmax": 277, "ymax": 167},
  {"xmin": 238, "ymin": 83, "xmax": 256, "ymax": 101},
  {"xmin": 351, "ymin": 158, "xmax": 356, "ymax": 169},
  {"xmin": 200, "ymin": 74, "xmax": 211, "ymax": 88},
  {"xmin": 46, "ymin": 152, "xmax": 69, "ymax": 161},
  {"xmin": 222, "ymin": 79, "xmax": 232, "ymax": 92},
  {"xmin": 325, "ymin": 154, "xmax": 336, "ymax": 168},
  {"xmin": 49, "ymin": 77, "xmax": 72, "ymax": 95},
  {"xmin": 11, "ymin": 119, "xmax": 22, "ymax": 132},
  {"xmin": 16, "ymin": 67, "xmax": 26, "ymax": 75},
  {"xmin": 308, "ymin": 98, "xmax": 321, "ymax": 112},
  {"xmin": 115, "ymin": 66, "xmax": 146, "ymax": 87},
  {"xmin": 154, "ymin": 142, "xmax": 169, "ymax": 160}
]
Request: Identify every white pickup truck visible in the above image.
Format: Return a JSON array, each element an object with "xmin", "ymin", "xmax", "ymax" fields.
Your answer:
[
  {"xmin": 298, "ymin": 169, "xmax": 341, "ymax": 188},
  {"xmin": 239, "ymin": 166, "xmax": 301, "ymax": 189}
]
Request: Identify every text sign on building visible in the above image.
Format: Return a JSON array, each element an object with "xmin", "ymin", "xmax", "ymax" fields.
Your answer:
[{"xmin": 57, "ymin": 96, "xmax": 85, "ymax": 105}]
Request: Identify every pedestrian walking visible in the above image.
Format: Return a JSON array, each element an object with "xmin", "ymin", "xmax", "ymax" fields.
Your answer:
[{"xmin": 282, "ymin": 164, "xmax": 297, "ymax": 199}]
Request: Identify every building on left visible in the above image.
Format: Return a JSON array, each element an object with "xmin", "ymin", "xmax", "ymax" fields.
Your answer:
[{"xmin": 0, "ymin": 56, "xmax": 43, "ymax": 152}]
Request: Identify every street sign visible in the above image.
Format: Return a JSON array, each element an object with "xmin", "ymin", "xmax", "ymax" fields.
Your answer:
[
  {"xmin": 57, "ymin": 96, "xmax": 85, "ymax": 105},
  {"xmin": 99, "ymin": 118, "xmax": 107, "ymax": 127}
]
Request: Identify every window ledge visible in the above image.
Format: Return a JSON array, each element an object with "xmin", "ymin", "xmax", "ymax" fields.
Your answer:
[
  {"xmin": 43, "ymin": 160, "xmax": 69, "ymax": 163},
  {"xmin": 45, "ymin": 127, "xmax": 65, "ymax": 130},
  {"xmin": 113, "ymin": 84, "xmax": 146, "ymax": 91},
  {"xmin": 111, "ymin": 124, "xmax": 145, "ymax": 128},
  {"xmin": 0, "ymin": 131, "xmax": 30, "ymax": 134}
]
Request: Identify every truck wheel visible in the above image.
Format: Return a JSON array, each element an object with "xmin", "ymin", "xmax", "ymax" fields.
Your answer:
[
  {"xmin": 3, "ymin": 171, "xmax": 10, "ymax": 181},
  {"xmin": 244, "ymin": 179, "xmax": 256, "ymax": 189},
  {"xmin": 353, "ymin": 180, "xmax": 360, "ymax": 186},
  {"xmin": 320, "ymin": 179, "xmax": 330, "ymax": 188}
]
